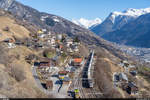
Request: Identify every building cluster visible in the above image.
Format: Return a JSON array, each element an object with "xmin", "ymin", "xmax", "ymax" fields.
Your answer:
[
  {"xmin": 114, "ymin": 60, "xmax": 138, "ymax": 95},
  {"xmin": 24, "ymin": 29, "xmax": 83, "ymax": 91}
]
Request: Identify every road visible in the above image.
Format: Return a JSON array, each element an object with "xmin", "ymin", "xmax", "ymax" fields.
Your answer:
[{"xmin": 31, "ymin": 66, "xmax": 70, "ymax": 98}]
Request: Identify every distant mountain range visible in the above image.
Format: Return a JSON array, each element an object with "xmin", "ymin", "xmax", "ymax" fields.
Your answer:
[
  {"xmin": 72, "ymin": 18, "xmax": 102, "ymax": 29},
  {"xmin": 90, "ymin": 7, "xmax": 150, "ymax": 48}
]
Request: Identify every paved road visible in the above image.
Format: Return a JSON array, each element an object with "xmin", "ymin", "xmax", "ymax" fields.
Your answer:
[
  {"xmin": 32, "ymin": 66, "xmax": 70, "ymax": 98},
  {"xmin": 32, "ymin": 66, "xmax": 52, "ymax": 95}
]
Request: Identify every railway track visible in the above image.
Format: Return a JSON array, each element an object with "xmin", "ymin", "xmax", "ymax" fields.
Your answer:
[{"xmin": 68, "ymin": 50, "xmax": 103, "ymax": 98}]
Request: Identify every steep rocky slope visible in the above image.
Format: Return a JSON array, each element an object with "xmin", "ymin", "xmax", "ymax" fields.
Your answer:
[
  {"xmin": 0, "ymin": 9, "xmax": 48, "ymax": 98},
  {"xmin": 102, "ymin": 13, "xmax": 150, "ymax": 48}
]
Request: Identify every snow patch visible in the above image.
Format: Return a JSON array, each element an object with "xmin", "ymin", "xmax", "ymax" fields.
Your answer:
[{"xmin": 72, "ymin": 18, "xmax": 102, "ymax": 29}]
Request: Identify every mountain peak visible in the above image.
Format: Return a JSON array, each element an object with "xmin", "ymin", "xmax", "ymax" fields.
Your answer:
[
  {"xmin": 72, "ymin": 18, "xmax": 102, "ymax": 29},
  {"xmin": 110, "ymin": 7, "xmax": 150, "ymax": 17},
  {"xmin": 91, "ymin": 7, "xmax": 150, "ymax": 36}
]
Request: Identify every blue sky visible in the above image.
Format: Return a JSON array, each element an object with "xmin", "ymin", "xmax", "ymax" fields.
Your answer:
[{"xmin": 17, "ymin": 0, "xmax": 150, "ymax": 21}]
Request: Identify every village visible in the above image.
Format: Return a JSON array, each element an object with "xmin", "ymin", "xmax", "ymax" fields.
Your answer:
[
  {"xmin": 2, "ymin": 27, "xmax": 94, "ymax": 98},
  {"xmin": 1, "ymin": 26, "xmax": 146, "ymax": 98}
]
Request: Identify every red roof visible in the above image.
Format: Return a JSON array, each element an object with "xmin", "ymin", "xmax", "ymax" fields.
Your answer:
[
  {"xmin": 74, "ymin": 58, "xmax": 83, "ymax": 63},
  {"xmin": 58, "ymin": 71, "xmax": 68, "ymax": 75}
]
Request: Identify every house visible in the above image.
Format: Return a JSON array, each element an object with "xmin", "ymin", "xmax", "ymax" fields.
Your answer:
[
  {"xmin": 126, "ymin": 82, "xmax": 138, "ymax": 95},
  {"xmin": 128, "ymin": 65, "xmax": 136, "ymax": 68},
  {"xmin": 8, "ymin": 43, "xmax": 16, "ymax": 48},
  {"xmin": 38, "ymin": 34, "xmax": 46, "ymax": 38},
  {"xmin": 3, "ymin": 38, "xmax": 15, "ymax": 43},
  {"xmin": 114, "ymin": 74, "xmax": 120, "ymax": 82},
  {"xmin": 38, "ymin": 61, "xmax": 51, "ymax": 72},
  {"xmin": 34, "ymin": 43, "xmax": 43, "ymax": 48},
  {"xmin": 50, "ymin": 37, "xmax": 56, "ymax": 45},
  {"xmin": 39, "ymin": 61, "xmax": 50, "ymax": 67},
  {"xmin": 59, "ymin": 44, "xmax": 63, "ymax": 50},
  {"xmin": 71, "ymin": 58, "xmax": 83, "ymax": 67},
  {"xmin": 56, "ymin": 34, "xmax": 62, "ymax": 40},
  {"xmin": 130, "ymin": 70, "xmax": 137, "ymax": 76},
  {"xmin": 123, "ymin": 60, "xmax": 130, "ymax": 67},
  {"xmin": 37, "ymin": 30, "xmax": 44, "ymax": 34},
  {"xmin": 65, "ymin": 39, "xmax": 73, "ymax": 47},
  {"xmin": 119, "ymin": 73, "xmax": 128, "ymax": 83},
  {"xmin": 58, "ymin": 71, "xmax": 68, "ymax": 75},
  {"xmin": 58, "ymin": 71, "xmax": 69, "ymax": 79},
  {"xmin": 67, "ymin": 48, "xmax": 73, "ymax": 53},
  {"xmin": 73, "ymin": 45, "xmax": 79, "ymax": 52},
  {"xmin": 42, "ymin": 29, "xmax": 47, "ymax": 33},
  {"xmin": 15, "ymin": 40, "xmax": 24, "ymax": 45},
  {"xmin": 65, "ymin": 66, "xmax": 76, "ymax": 73},
  {"xmin": 46, "ymin": 80, "xmax": 53, "ymax": 90}
]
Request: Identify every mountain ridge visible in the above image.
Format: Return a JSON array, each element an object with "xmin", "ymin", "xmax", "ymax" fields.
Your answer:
[
  {"xmin": 102, "ymin": 13, "xmax": 150, "ymax": 48},
  {"xmin": 91, "ymin": 7, "xmax": 150, "ymax": 36}
]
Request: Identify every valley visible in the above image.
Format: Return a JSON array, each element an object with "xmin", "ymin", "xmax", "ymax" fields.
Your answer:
[{"xmin": 0, "ymin": 0, "xmax": 149, "ymax": 99}]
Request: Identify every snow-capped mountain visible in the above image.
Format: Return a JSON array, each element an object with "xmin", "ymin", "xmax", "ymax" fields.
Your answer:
[
  {"xmin": 72, "ymin": 18, "xmax": 102, "ymax": 29},
  {"xmin": 91, "ymin": 7, "xmax": 150, "ymax": 36},
  {"xmin": 102, "ymin": 13, "xmax": 150, "ymax": 48}
]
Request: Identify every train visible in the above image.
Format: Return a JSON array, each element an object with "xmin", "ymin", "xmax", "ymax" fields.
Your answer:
[{"xmin": 82, "ymin": 50, "xmax": 95, "ymax": 88}]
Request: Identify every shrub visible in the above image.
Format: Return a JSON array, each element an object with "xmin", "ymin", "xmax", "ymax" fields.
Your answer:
[
  {"xmin": 43, "ymin": 49, "xmax": 56, "ymax": 58},
  {"xmin": 9, "ymin": 66, "xmax": 26, "ymax": 82},
  {"xmin": 3, "ymin": 26, "xmax": 10, "ymax": 32}
]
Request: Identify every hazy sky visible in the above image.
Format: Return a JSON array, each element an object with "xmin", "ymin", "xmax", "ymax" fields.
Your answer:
[{"xmin": 17, "ymin": 0, "xmax": 150, "ymax": 21}]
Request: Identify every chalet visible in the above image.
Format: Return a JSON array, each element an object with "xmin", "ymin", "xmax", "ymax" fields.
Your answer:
[
  {"xmin": 46, "ymin": 80, "xmax": 53, "ymax": 90},
  {"xmin": 71, "ymin": 58, "xmax": 83, "ymax": 67}
]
